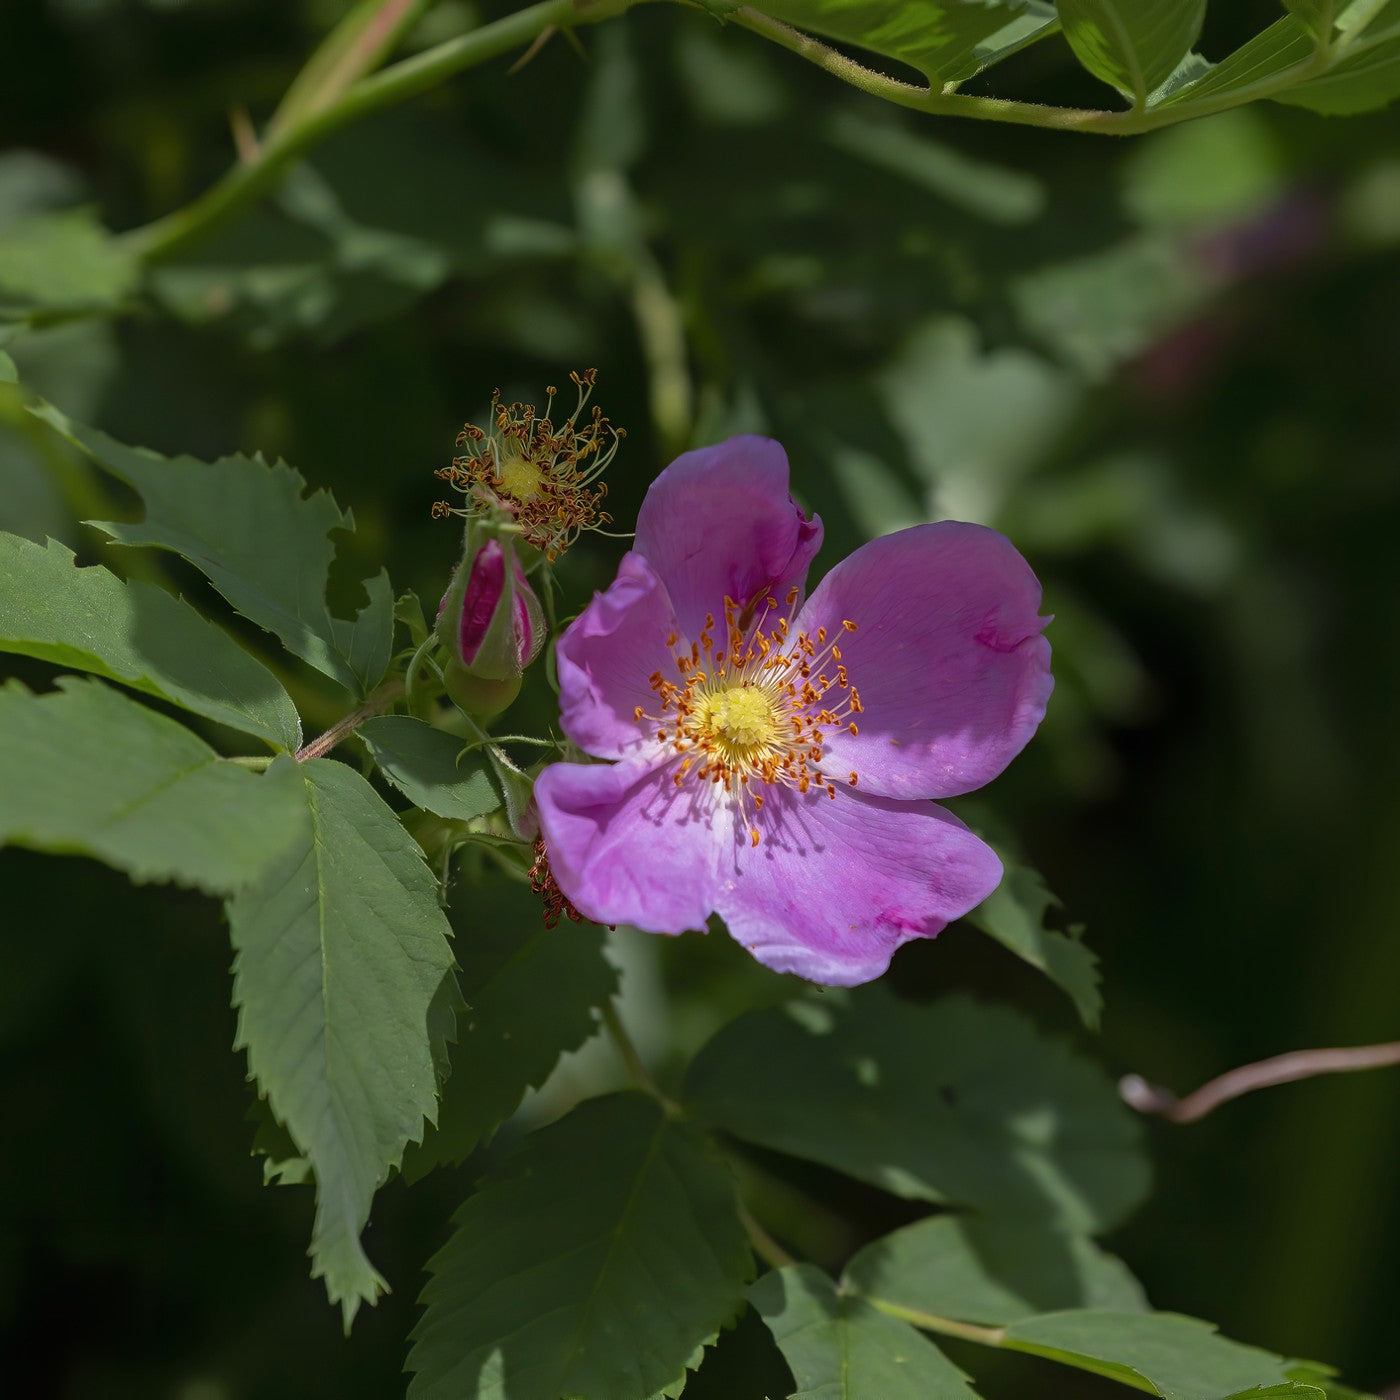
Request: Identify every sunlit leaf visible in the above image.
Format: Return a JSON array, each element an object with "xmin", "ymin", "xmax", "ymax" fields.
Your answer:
[
  {"xmin": 746, "ymin": 0, "xmax": 1048, "ymax": 84},
  {"xmin": 0, "ymin": 532, "xmax": 300, "ymax": 750},
  {"xmin": 30, "ymin": 401, "xmax": 393, "ymax": 697},
  {"xmin": 1156, "ymin": 17, "xmax": 1316, "ymax": 113},
  {"xmin": 685, "ymin": 990, "xmax": 1149, "ymax": 1232},
  {"xmin": 844, "ymin": 1215, "xmax": 1147, "ymax": 1324},
  {"xmin": 1277, "ymin": 14, "xmax": 1400, "ymax": 113},
  {"xmin": 1056, "ymin": 0, "xmax": 1206, "ymax": 106},
  {"xmin": 407, "ymin": 1092, "xmax": 752, "ymax": 1400},
  {"xmin": 750, "ymin": 1263, "xmax": 979, "ymax": 1399},
  {"xmin": 0, "ymin": 677, "xmax": 303, "ymax": 893},
  {"xmin": 227, "ymin": 756, "xmax": 459, "ymax": 1327}
]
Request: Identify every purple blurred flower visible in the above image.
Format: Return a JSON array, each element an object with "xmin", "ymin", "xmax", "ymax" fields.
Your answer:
[
  {"xmin": 436, "ymin": 530, "xmax": 544, "ymax": 717},
  {"xmin": 534, "ymin": 437, "xmax": 1053, "ymax": 985}
]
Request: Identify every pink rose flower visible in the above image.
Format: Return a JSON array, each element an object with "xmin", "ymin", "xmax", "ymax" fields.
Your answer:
[{"xmin": 534, "ymin": 436, "xmax": 1052, "ymax": 986}]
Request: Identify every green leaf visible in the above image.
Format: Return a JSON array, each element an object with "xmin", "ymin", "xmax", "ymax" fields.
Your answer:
[
  {"xmin": 1156, "ymin": 17, "xmax": 1316, "ymax": 113},
  {"xmin": 226, "ymin": 756, "xmax": 459, "ymax": 1328},
  {"xmin": 1055, "ymin": 0, "xmax": 1205, "ymax": 107},
  {"xmin": 746, "ymin": 1, "xmax": 1047, "ymax": 84},
  {"xmin": 1000, "ymin": 1310, "xmax": 1308, "ymax": 1398},
  {"xmin": 0, "ymin": 532, "xmax": 301, "ymax": 750},
  {"xmin": 407, "ymin": 1092, "xmax": 753, "ymax": 1400},
  {"xmin": 29, "ymin": 401, "xmax": 393, "ymax": 697},
  {"xmin": 1284, "ymin": 1363, "xmax": 1381, "ymax": 1399},
  {"xmin": 0, "ymin": 349, "xmax": 15, "ymax": 384},
  {"xmin": 0, "ymin": 209, "xmax": 136, "ymax": 316},
  {"xmin": 750, "ymin": 1263, "xmax": 980, "ymax": 1399},
  {"xmin": 685, "ymin": 990, "xmax": 1149, "ymax": 1232},
  {"xmin": 400, "ymin": 877, "xmax": 617, "ymax": 1182},
  {"xmin": 843, "ymin": 1215, "xmax": 1147, "ymax": 1325},
  {"xmin": 1277, "ymin": 10, "xmax": 1400, "ymax": 113},
  {"xmin": 0, "ymin": 677, "xmax": 304, "ymax": 894},
  {"xmin": 358, "ymin": 716, "xmax": 499, "ymax": 822},
  {"xmin": 965, "ymin": 848, "xmax": 1102, "ymax": 1029},
  {"xmin": 1283, "ymin": 0, "xmax": 1335, "ymax": 39}
]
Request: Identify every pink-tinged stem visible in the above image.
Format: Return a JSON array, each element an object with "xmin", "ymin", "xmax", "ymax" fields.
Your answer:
[{"xmin": 1121, "ymin": 1041, "xmax": 1400, "ymax": 1124}]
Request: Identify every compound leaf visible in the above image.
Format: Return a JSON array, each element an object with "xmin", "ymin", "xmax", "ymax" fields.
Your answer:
[
  {"xmin": 750, "ymin": 1263, "xmax": 980, "ymax": 1399},
  {"xmin": 844, "ymin": 1215, "xmax": 1147, "ymax": 1326},
  {"xmin": 685, "ymin": 990, "xmax": 1148, "ymax": 1232},
  {"xmin": 30, "ymin": 401, "xmax": 393, "ymax": 697},
  {"xmin": 227, "ymin": 756, "xmax": 459, "ymax": 1328},
  {"xmin": 407, "ymin": 1092, "xmax": 753, "ymax": 1400},
  {"xmin": 746, "ymin": 1, "xmax": 1051, "ymax": 85},
  {"xmin": 0, "ymin": 676, "xmax": 303, "ymax": 894},
  {"xmin": 0, "ymin": 531, "xmax": 300, "ymax": 750},
  {"xmin": 1056, "ymin": 0, "xmax": 1206, "ymax": 106}
]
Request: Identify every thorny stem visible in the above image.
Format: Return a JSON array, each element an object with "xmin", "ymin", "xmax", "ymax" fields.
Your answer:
[
  {"xmin": 1121, "ymin": 1041, "xmax": 1400, "ymax": 1124},
  {"xmin": 121, "ymin": 0, "xmax": 637, "ymax": 264},
  {"xmin": 294, "ymin": 678, "xmax": 404, "ymax": 761}
]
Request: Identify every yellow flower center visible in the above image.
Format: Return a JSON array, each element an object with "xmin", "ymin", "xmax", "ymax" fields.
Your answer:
[
  {"xmin": 637, "ymin": 590, "xmax": 864, "ymax": 848},
  {"xmin": 495, "ymin": 451, "xmax": 546, "ymax": 503}
]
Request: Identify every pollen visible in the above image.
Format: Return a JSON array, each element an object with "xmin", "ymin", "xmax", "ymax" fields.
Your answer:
[
  {"xmin": 431, "ymin": 369, "xmax": 625, "ymax": 561},
  {"xmin": 639, "ymin": 593, "xmax": 863, "ymax": 846}
]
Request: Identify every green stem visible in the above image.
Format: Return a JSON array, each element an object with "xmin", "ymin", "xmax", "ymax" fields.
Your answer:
[
  {"xmin": 295, "ymin": 677, "xmax": 404, "ymax": 761},
  {"xmin": 122, "ymin": 0, "xmax": 637, "ymax": 264},
  {"xmin": 600, "ymin": 999, "xmax": 680, "ymax": 1113},
  {"xmin": 724, "ymin": 4, "xmax": 1335, "ymax": 136},
  {"xmin": 226, "ymin": 754, "xmax": 275, "ymax": 770},
  {"xmin": 867, "ymin": 1296, "xmax": 1007, "ymax": 1349},
  {"xmin": 739, "ymin": 1206, "xmax": 796, "ymax": 1269}
]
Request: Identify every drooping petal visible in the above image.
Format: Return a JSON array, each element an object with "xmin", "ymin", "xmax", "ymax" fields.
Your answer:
[
  {"xmin": 534, "ymin": 758, "xmax": 724, "ymax": 934},
  {"xmin": 635, "ymin": 436, "xmax": 823, "ymax": 640},
  {"xmin": 555, "ymin": 553, "xmax": 679, "ymax": 760},
  {"xmin": 713, "ymin": 786, "xmax": 1002, "ymax": 987},
  {"xmin": 797, "ymin": 522, "xmax": 1052, "ymax": 801}
]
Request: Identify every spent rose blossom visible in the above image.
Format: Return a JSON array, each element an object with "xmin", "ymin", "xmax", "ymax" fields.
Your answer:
[{"xmin": 533, "ymin": 437, "xmax": 1052, "ymax": 986}]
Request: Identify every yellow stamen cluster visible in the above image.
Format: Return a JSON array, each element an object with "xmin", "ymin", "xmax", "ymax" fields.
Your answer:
[
  {"xmin": 636, "ymin": 588, "xmax": 863, "ymax": 848},
  {"xmin": 432, "ymin": 369, "xmax": 624, "ymax": 560}
]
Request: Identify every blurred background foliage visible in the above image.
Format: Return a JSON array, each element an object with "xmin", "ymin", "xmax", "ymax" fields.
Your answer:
[{"xmin": 3, "ymin": 0, "xmax": 1400, "ymax": 1396}]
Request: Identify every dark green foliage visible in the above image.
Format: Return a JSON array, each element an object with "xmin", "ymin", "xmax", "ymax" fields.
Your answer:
[
  {"xmin": 686, "ymin": 990, "xmax": 1149, "ymax": 1231},
  {"xmin": 751, "ymin": 1263, "xmax": 978, "ymax": 1399},
  {"xmin": 400, "ymin": 879, "xmax": 618, "ymax": 1181},
  {"xmin": 408, "ymin": 1092, "xmax": 754, "ymax": 1400}
]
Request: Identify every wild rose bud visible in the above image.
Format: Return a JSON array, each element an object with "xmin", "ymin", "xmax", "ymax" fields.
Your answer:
[{"xmin": 435, "ymin": 526, "xmax": 545, "ymax": 717}]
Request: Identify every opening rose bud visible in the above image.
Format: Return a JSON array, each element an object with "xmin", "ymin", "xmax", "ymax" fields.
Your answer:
[{"xmin": 435, "ymin": 532, "xmax": 545, "ymax": 717}]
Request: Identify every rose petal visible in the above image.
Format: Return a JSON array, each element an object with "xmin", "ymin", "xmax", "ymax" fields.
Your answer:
[
  {"xmin": 534, "ymin": 758, "xmax": 724, "ymax": 934},
  {"xmin": 714, "ymin": 785, "xmax": 1002, "ymax": 987},
  {"xmin": 555, "ymin": 553, "xmax": 679, "ymax": 760},
  {"xmin": 796, "ymin": 522, "xmax": 1052, "ymax": 800},
  {"xmin": 635, "ymin": 436, "xmax": 822, "ymax": 640}
]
